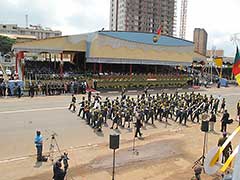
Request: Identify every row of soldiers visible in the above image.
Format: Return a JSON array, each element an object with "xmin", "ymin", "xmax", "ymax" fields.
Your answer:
[
  {"xmin": 69, "ymin": 91, "xmax": 226, "ymax": 136},
  {"xmin": 27, "ymin": 81, "xmax": 87, "ymax": 97}
]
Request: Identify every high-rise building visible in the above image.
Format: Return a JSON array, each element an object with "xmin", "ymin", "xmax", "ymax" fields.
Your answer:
[
  {"xmin": 0, "ymin": 24, "xmax": 62, "ymax": 40},
  {"xmin": 109, "ymin": 0, "xmax": 177, "ymax": 36},
  {"xmin": 193, "ymin": 28, "xmax": 208, "ymax": 56}
]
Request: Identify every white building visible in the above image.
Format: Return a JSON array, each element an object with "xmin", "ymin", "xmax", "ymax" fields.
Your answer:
[{"xmin": 0, "ymin": 24, "xmax": 62, "ymax": 40}]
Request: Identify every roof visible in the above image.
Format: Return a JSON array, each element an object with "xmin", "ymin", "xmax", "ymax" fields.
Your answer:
[
  {"xmin": 0, "ymin": 33, "xmax": 37, "ymax": 40},
  {"xmin": 12, "ymin": 31, "xmax": 195, "ymax": 65},
  {"xmin": 99, "ymin": 31, "xmax": 194, "ymax": 47}
]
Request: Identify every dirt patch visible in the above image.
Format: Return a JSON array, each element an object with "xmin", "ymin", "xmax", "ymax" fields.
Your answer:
[{"xmin": 19, "ymin": 139, "xmax": 183, "ymax": 180}]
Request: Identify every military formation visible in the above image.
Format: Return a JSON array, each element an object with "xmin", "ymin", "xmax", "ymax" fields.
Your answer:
[
  {"xmin": 68, "ymin": 90, "xmax": 229, "ymax": 137},
  {"xmin": 27, "ymin": 81, "xmax": 87, "ymax": 97}
]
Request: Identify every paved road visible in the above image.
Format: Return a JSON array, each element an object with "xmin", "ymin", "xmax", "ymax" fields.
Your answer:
[
  {"xmin": 0, "ymin": 92, "xmax": 170, "ymax": 161},
  {"xmin": 0, "ymin": 86, "xmax": 239, "ymax": 161},
  {"xmin": 0, "ymin": 86, "xmax": 240, "ymax": 180},
  {"xmin": 0, "ymin": 95, "xmax": 105, "ymax": 160}
]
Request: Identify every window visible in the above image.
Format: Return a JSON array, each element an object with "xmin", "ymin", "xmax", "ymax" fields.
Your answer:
[{"xmin": 3, "ymin": 25, "xmax": 6, "ymax": 28}]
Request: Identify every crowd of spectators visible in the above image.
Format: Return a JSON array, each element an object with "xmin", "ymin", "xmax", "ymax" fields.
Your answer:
[{"xmin": 25, "ymin": 60, "xmax": 60, "ymax": 75}]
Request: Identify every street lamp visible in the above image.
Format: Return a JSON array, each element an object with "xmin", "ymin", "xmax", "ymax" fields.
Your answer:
[{"xmin": 109, "ymin": 133, "xmax": 120, "ymax": 180}]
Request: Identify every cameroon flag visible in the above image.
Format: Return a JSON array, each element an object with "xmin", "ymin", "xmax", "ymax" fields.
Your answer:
[{"xmin": 232, "ymin": 46, "xmax": 240, "ymax": 85}]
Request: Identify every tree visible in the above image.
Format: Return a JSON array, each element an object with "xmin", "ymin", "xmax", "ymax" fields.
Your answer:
[{"xmin": 0, "ymin": 35, "xmax": 16, "ymax": 55}]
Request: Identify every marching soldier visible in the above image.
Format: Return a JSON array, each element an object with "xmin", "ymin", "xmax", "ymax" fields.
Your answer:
[
  {"xmin": 212, "ymin": 99, "xmax": 219, "ymax": 114},
  {"xmin": 85, "ymin": 104, "xmax": 91, "ymax": 125},
  {"xmin": 78, "ymin": 97, "xmax": 85, "ymax": 118},
  {"xmin": 95, "ymin": 114, "xmax": 103, "ymax": 132},
  {"xmin": 162, "ymin": 105, "xmax": 169, "ymax": 123},
  {"xmin": 175, "ymin": 108, "xmax": 182, "ymax": 123},
  {"xmin": 135, "ymin": 116, "xmax": 143, "ymax": 138},
  {"xmin": 111, "ymin": 112, "xmax": 120, "ymax": 129},
  {"xmin": 180, "ymin": 107, "xmax": 188, "ymax": 125},
  {"xmin": 123, "ymin": 112, "xmax": 131, "ymax": 128},
  {"xmin": 187, "ymin": 105, "xmax": 193, "ymax": 121},
  {"xmin": 146, "ymin": 107, "xmax": 154, "ymax": 124},
  {"xmin": 92, "ymin": 107, "xmax": 100, "ymax": 128},
  {"xmin": 220, "ymin": 98, "xmax": 226, "ymax": 113},
  {"xmin": 68, "ymin": 94, "xmax": 76, "ymax": 112},
  {"xmin": 192, "ymin": 108, "xmax": 201, "ymax": 123}
]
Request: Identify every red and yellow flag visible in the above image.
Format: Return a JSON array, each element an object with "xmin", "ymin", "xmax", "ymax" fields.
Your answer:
[{"xmin": 232, "ymin": 46, "xmax": 240, "ymax": 85}]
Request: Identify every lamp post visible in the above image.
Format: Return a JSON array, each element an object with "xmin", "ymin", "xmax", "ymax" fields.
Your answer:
[{"xmin": 109, "ymin": 133, "xmax": 120, "ymax": 180}]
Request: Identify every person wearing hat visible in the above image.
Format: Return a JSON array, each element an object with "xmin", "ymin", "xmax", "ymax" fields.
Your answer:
[
  {"xmin": 135, "ymin": 115, "xmax": 143, "ymax": 138},
  {"xmin": 34, "ymin": 130, "xmax": 43, "ymax": 161},
  {"xmin": 68, "ymin": 94, "xmax": 76, "ymax": 112},
  {"xmin": 218, "ymin": 132, "xmax": 233, "ymax": 163},
  {"xmin": 78, "ymin": 96, "xmax": 85, "ymax": 118},
  {"xmin": 96, "ymin": 114, "xmax": 103, "ymax": 132},
  {"xmin": 110, "ymin": 111, "xmax": 120, "ymax": 129},
  {"xmin": 220, "ymin": 98, "xmax": 226, "ymax": 113}
]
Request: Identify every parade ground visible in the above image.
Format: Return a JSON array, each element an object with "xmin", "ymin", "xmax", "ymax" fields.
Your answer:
[{"xmin": 1, "ymin": 86, "xmax": 240, "ymax": 180}]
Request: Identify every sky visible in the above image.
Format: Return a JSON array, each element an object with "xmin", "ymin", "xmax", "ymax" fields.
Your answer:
[{"xmin": 0, "ymin": 0, "xmax": 239, "ymax": 56}]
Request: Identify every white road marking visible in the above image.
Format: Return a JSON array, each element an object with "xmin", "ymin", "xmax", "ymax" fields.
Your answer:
[
  {"xmin": 0, "ymin": 144, "xmax": 98, "ymax": 164},
  {"xmin": 107, "ymin": 91, "xmax": 120, "ymax": 94},
  {"xmin": 128, "ymin": 90, "xmax": 138, "ymax": 93},
  {"xmin": 0, "ymin": 157, "xmax": 29, "ymax": 164},
  {"xmin": 0, "ymin": 107, "xmax": 67, "ymax": 114}
]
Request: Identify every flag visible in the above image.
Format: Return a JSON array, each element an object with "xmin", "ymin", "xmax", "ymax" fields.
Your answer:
[
  {"xmin": 232, "ymin": 46, "xmax": 240, "ymax": 85},
  {"xmin": 153, "ymin": 26, "xmax": 162, "ymax": 43},
  {"xmin": 157, "ymin": 26, "xmax": 162, "ymax": 36}
]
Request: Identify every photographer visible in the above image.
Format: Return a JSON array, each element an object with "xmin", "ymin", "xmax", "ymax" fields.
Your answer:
[
  {"xmin": 34, "ymin": 130, "xmax": 43, "ymax": 161},
  {"xmin": 53, "ymin": 153, "xmax": 69, "ymax": 180}
]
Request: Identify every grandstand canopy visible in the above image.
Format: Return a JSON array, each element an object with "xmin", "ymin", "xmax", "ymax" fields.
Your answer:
[{"xmin": 12, "ymin": 31, "xmax": 196, "ymax": 66}]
